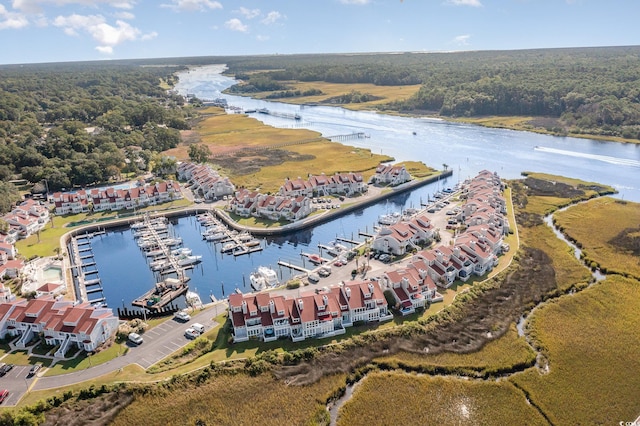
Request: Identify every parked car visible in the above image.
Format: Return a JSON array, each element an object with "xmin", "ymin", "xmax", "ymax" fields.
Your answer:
[
  {"xmin": 128, "ymin": 332, "xmax": 143, "ymax": 345},
  {"xmin": 318, "ymin": 266, "xmax": 331, "ymax": 277},
  {"xmin": 174, "ymin": 310, "xmax": 191, "ymax": 322},
  {"xmin": 27, "ymin": 363, "xmax": 42, "ymax": 378},
  {"xmin": 308, "ymin": 273, "xmax": 320, "ymax": 283},
  {"xmin": 191, "ymin": 323, "xmax": 205, "ymax": 334},
  {"xmin": 0, "ymin": 390, "xmax": 8, "ymax": 403},
  {"xmin": 184, "ymin": 328, "xmax": 200, "ymax": 340},
  {"xmin": 379, "ymin": 254, "xmax": 391, "ymax": 263},
  {"xmin": 0, "ymin": 364, "xmax": 14, "ymax": 377}
]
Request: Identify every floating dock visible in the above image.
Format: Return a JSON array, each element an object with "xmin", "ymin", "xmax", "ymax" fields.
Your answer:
[{"xmin": 132, "ymin": 277, "xmax": 190, "ymax": 311}]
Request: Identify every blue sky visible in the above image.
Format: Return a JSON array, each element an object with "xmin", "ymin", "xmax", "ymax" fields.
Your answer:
[{"xmin": 0, "ymin": 0, "xmax": 638, "ymax": 65}]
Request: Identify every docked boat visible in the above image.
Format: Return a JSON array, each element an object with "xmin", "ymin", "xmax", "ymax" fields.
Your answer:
[
  {"xmin": 145, "ymin": 249, "xmax": 165, "ymax": 258},
  {"xmin": 132, "ymin": 277, "xmax": 189, "ymax": 310},
  {"xmin": 326, "ymin": 241, "xmax": 348, "ymax": 257},
  {"xmin": 244, "ymin": 239, "xmax": 261, "ymax": 247},
  {"xmin": 307, "ymin": 254, "xmax": 324, "ymax": 265},
  {"xmin": 221, "ymin": 243, "xmax": 236, "ymax": 253},
  {"xmin": 150, "ymin": 259, "xmax": 169, "ymax": 271},
  {"xmin": 171, "ymin": 247, "xmax": 192, "ymax": 256},
  {"xmin": 205, "ymin": 232, "xmax": 225, "ymax": 242},
  {"xmin": 378, "ymin": 212, "xmax": 402, "ymax": 226},
  {"xmin": 250, "ymin": 273, "xmax": 266, "ymax": 291},
  {"xmin": 176, "ymin": 254, "xmax": 202, "ymax": 266},
  {"xmin": 162, "ymin": 237, "xmax": 183, "ymax": 247},
  {"xmin": 257, "ymin": 266, "xmax": 278, "ymax": 287}
]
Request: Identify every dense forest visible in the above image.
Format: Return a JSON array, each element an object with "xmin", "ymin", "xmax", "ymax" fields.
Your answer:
[
  {"xmin": 224, "ymin": 46, "xmax": 640, "ymax": 140},
  {"xmin": 0, "ymin": 61, "xmax": 192, "ymax": 206},
  {"xmin": 0, "ymin": 46, "xmax": 639, "ymax": 213}
]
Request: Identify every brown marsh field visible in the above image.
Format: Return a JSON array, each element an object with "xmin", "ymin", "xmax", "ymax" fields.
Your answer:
[
  {"xmin": 10, "ymin": 155, "xmax": 638, "ymax": 424},
  {"xmin": 553, "ymin": 196, "xmax": 640, "ymax": 279},
  {"xmin": 164, "ymin": 110, "xmax": 394, "ymax": 193},
  {"xmin": 511, "ymin": 275, "xmax": 640, "ymax": 425},
  {"xmin": 337, "ymin": 372, "xmax": 547, "ymax": 426}
]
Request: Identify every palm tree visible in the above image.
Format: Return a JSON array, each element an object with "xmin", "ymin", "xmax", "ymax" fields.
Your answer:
[{"xmin": 442, "ymin": 163, "xmax": 449, "ymax": 171}]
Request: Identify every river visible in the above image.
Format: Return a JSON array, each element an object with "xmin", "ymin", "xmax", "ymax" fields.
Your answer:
[{"xmin": 87, "ymin": 64, "xmax": 639, "ymax": 309}]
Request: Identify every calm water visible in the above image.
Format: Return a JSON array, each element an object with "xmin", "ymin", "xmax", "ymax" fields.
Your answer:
[{"xmin": 89, "ymin": 64, "xmax": 640, "ymax": 308}]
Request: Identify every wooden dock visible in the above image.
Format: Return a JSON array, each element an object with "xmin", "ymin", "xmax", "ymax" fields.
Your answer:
[
  {"xmin": 277, "ymin": 260, "xmax": 310, "ymax": 273},
  {"xmin": 132, "ymin": 277, "xmax": 190, "ymax": 311}
]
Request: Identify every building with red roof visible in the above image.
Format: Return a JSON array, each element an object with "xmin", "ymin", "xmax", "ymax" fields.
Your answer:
[
  {"xmin": 0, "ymin": 296, "xmax": 118, "ymax": 356},
  {"xmin": 228, "ymin": 280, "xmax": 392, "ymax": 343}
]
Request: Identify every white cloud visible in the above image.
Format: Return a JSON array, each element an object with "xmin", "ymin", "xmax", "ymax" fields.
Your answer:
[
  {"xmin": 114, "ymin": 11, "xmax": 134, "ymax": 20},
  {"xmin": 339, "ymin": 0, "xmax": 370, "ymax": 4},
  {"xmin": 261, "ymin": 11, "xmax": 283, "ymax": 25},
  {"xmin": 12, "ymin": 0, "xmax": 135, "ymax": 14},
  {"xmin": 95, "ymin": 45, "xmax": 112, "ymax": 54},
  {"xmin": 0, "ymin": 4, "xmax": 29, "ymax": 29},
  {"xmin": 160, "ymin": 0, "xmax": 222, "ymax": 12},
  {"xmin": 53, "ymin": 13, "xmax": 155, "ymax": 53},
  {"xmin": 225, "ymin": 18, "xmax": 247, "ymax": 32},
  {"xmin": 238, "ymin": 7, "xmax": 259, "ymax": 19},
  {"xmin": 452, "ymin": 34, "xmax": 471, "ymax": 46},
  {"xmin": 446, "ymin": 0, "xmax": 482, "ymax": 7},
  {"xmin": 256, "ymin": 34, "xmax": 269, "ymax": 42}
]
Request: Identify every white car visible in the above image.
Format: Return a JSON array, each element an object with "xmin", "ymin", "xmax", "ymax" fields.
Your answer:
[
  {"xmin": 174, "ymin": 311, "xmax": 191, "ymax": 322},
  {"xmin": 128, "ymin": 332, "xmax": 143, "ymax": 345},
  {"xmin": 184, "ymin": 328, "xmax": 200, "ymax": 340}
]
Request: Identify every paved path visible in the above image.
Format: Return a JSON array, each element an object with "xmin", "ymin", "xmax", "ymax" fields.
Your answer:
[{"xmin": 31, "ymin": 301, "xmax": 227, "ymax": 392}]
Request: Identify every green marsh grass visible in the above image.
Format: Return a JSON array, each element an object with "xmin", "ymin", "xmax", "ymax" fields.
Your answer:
[
  {"xmin": 510, "ymin": 275, "xmax": 640, "ymax": 425},
  {"xmin": 554, "ymin": 197, "xmax": 640, "ymax": 278},
  {"xmin": 337, "ymin": 372, "xmax": 547, "ymax": 425}
]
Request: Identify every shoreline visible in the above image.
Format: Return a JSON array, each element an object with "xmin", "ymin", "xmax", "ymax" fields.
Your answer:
[{"xmin": 58, "ymin": 170, "xmax": 452, "ymax": 300}]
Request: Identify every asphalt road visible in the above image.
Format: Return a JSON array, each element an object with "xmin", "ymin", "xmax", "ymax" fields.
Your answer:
[{"xmin": 14, "ymin": 301, "xmax": 228, "ymax": 398}]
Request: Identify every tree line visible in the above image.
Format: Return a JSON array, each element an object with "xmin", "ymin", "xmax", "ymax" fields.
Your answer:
[
  {"xmin": 0, "ymin": 61, "xmax": 193, "ymax": 211},
  {"xmin": 222, "ymin": 46, "xmax": 640, "ymax": 140},
  {"xmin": 1, "ymin": 46, "xmax": 639, "ymax": 215}
]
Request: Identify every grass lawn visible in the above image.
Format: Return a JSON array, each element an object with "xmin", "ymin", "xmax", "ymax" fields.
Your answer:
[
  {"xmin": 44, "ymin": 343, "xmax": 127, "ymax": 376},
  {"xmin": 16, "ymin": 200, "xmax": 193, "ymax": 258}
]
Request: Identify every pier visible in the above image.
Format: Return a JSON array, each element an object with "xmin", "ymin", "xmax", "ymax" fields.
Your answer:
[
  {"xmin": 68, "ymin": 233, "xmax": 106, "ymax": 305},
  {"xmin": 277, "ymin": 260, "xmax": 311, "ymax": 273}
]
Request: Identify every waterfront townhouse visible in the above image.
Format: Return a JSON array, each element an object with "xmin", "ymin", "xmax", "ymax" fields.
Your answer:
[
  {"xmin": 331, "ymin": 172, "xmax": 367, "ymax": 196},
  {"xmin": 229, "ymin": 189, "xmax": 260, "ymax": 217},
  {"xmin": 372, "ymin": 214, "xmax": 435, "ymax": 256},
  {"xmin": 256, "ymin": 195, "xmax": 285, "ymax": 221},
  {"xmin": 55, "ymin": 180, "xmax": 181, "ymax": 215},
  {"xmin": 227, "ymin": 280, "xmax": 392, "ymax": 343},
  {"xmin": 3, "ymin": 199, "xmax": 50, "ymax": 238},
  {"xmin": 332, "ymin": 280, "xmax": 393, "ymax": 327},
  {"xmin": 1, "ymin": 296, "xmax": 119, "ymax": 356},
  {"xmin": 0, "ymin": 242, "xmax": 16, "ymax": 260},
  {"xmin": 0, "ymin": 253, "xmax": 24, "ymax": 280},
  {"xmin": 308, "ymin": 174, "xmax": 333, "ymax": 196},
  {"xmin": 384, "ymin": 262, "xmax": 440, "ymax": 315},
  {"xmin": 279, "ymin": 196, "xmax": 312, "ymax": 221},
  {"xmin": 52, "ymin": 190, "xmax": 90, "ymax": 215},
  {"xmin": 288, "ymin": 292, "xmax": 345, "ymax": 342},
  {"xmin": 177, "ymin": 161, "xmax": 235, "ymax": 200},
  {"xmin": 456, "ymin": 235, "xmax": 498, "ymax": 276},
  {"xmin": 372, "ymin": 164, "xmax": 411, "ymax": 186},
  {"xmin": 279, "ymin": 177, "xmax": 314, "ymax": 198}
]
